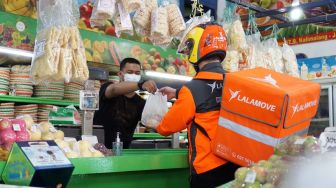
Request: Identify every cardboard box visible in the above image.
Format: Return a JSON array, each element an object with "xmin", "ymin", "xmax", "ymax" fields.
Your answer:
[
  {"xmin": 212, "ymin": 68, "xmax": 321, "ymax": 166},
  {"xmin": 2, "ymin": 141, "xmax": 74, "ymax": 187}
]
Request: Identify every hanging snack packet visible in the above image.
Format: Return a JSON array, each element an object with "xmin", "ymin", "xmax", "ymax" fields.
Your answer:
[
  {"xmin": 133, "ymin": 0, "xmax": 158, "ymax": 37},
  {"xmin": 31, "ymin": 0, "xmax": 89, "ymax": 84},
  {"xmin": 120, "ymin": 0, "xmax": 142, "ymax": 13},
  {"xmin": 150, "ymin": 6, "xmax": 172, "ymax": 46},
  {"xmin": 283, "ymin": 43, "xmax": 300, "ymax": 77},
  {"xmin": 166, "ymin": 3, "xmax": 186, "ymax": 37},
  {"xmin": 113, "ymin": 2, "xmax": 134, "ymax": 37},
  {"xmin": 150, "ymin": 7, "xmax": 169, "ymax": 38},
  {"xmin": 90, "ymin": 0, "xmax": 116, "ymax": 27}
]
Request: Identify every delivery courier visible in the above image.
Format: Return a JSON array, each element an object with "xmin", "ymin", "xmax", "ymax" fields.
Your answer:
[{"xmin": 212, "ymin": 67, "xmax": 321, "ymax": 166}]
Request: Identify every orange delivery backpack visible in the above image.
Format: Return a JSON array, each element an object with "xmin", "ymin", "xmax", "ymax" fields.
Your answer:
[{"xmin": 212, "ymin": 67, "xmax": 321, "ymax": 166}]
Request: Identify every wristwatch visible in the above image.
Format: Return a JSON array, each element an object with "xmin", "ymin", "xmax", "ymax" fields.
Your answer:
[{"xmin": 137, "ymin": 81, "xmax": 145, "ymax": 91}]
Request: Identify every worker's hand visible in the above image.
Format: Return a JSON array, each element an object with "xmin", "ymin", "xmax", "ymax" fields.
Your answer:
[
  {"xmin": 159, "ymin": 87, "xmax": 176, "ymax": 100},
  {"xmin": 142, "ymin": 80, "xmax": 157, "ymax": 94}
]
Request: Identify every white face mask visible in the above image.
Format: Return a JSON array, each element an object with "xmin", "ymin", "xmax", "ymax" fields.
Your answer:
[{"xmin": 124, "ymin": 74, "xmax": 141, "ymax": 83}]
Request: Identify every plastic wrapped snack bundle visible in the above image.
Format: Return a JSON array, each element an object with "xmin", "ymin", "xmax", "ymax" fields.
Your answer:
[
  {"xmin": 166, "ymin": 4, "xmax": 186, "ymax": 37},
  {"xmin": 230, "ymin": 19, "xmax": 247, "ymax": 51},
  {"xmin": 90, "ymin": 0, "xmax": 116, "ymax": 27},
  {"xmin": 133, "ymin": 6, "xmax": 152, "ymax": 36},
  {"xmin": 31, "ymin": 0, "xmax": 89, "ymax": 84},
  {"xmin": 120, "ymin": 0, "xmax": 142, "ymax": 12},
  {"xmin": 113, "ymin": 2, "xmax": 134, "ymax": 37},
  {"xmin": 283, "ymin": 43, "xmax": 300, "ymax": 77}
]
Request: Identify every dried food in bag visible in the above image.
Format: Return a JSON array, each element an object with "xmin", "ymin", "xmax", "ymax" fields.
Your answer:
[
  {"xmin": 113, "ymin": 2, "xmax": 134, "ymax": 37},
  {"xmin": 230, "ymin": 19, "xmax": 247, "ymax": 51},
  {"xmin": 31, "ymin": 27, "xmax": 62, "ymax": 83},
  {"xmin": 31, "ymin": 0, "xmax": 89, "ymax": 84},
  {"xmin": 120, "ymin": 0, "xmax": 142, "ymax": 12},
  {"xmin": 283, "ymin": 43, "xmax": 300, "ymax": 77},
  {"xmin": 222, "ymin": 50, "xmax": 239, "ymax": 72},
  {"xmin": 150, "ymin": 7, "xmax": 169, "ymax": 38},
  {"xmin": 133, "ymin": 7, "xmax": 152, "ymax": 36},
  {"xmin": 166, "ymin": 3, "xmax": 186, "ymax": 37},
  {"xmin": 90, "ymin": 0, "xmax": 116, "ymax": 27}
]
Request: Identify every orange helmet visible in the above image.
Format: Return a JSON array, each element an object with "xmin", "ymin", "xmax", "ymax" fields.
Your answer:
[{"xmin": 178, "ymin": 23, "xmax": 227, "ymax": 64}]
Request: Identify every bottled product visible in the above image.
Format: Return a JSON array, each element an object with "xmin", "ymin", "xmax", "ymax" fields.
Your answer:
[
  {"xmin": 321, "ymin": 58, "xmax": 329, "ymax": 77},
  {"xmin": 300, "ymin": 63, "xmax": 308, "ymax": 80},
  {"xmin": 113, "ymin": 132, "xmax": 123, "ymax": 156}
]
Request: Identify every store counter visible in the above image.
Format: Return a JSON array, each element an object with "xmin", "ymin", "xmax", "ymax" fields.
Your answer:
[{"xmin": 0, "ymin": 149, "xmax": 189, "ymax": 188}]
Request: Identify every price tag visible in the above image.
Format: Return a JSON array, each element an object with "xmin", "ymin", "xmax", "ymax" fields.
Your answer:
[
  {"xmin": 89, "ymin": 147, "xmax": 96, "ymax": 153},
  {"xmin": 49, "ymin": 126, "xmax": 57, "ymax": 133},
  {"xmin": 244, "ymin": 171, "xmax": 256, "ymax": 183},
  {"xmin": 82, "ymin": 135, "xmax": 98, "ymax": 145},
  {"xmin": 79, "ymin": 90, "xmax": 99, "ymax": 110},
  {"xmin": 294, "ymin": 138, "xmax": 305, "ymax": 145},
  {"xmin": 63, "ymin": 147, "xmax": 71, "ymax": 153},
  {"xmin": 35, "ymin": 40, "xmax": 46, "ymax": 58},
  {"xmin": 13, "ymin": 124, "xmax": 21, "ymax": 132}
]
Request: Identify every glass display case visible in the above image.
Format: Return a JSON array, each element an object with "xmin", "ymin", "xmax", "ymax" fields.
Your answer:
[{"xmin": 308, "ymin": 84, "xmax": 334, "ymax": 137}]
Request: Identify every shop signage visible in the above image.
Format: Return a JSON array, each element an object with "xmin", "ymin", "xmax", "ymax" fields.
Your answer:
[{"xmin": 278, "ymin": 31, "xmax": 336, "ymax": 45}]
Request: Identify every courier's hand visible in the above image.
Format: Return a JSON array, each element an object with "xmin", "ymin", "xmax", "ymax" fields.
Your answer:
[
  {"xmin": 142, "ymin": 80, "xmax": 157, "ymax": 94},
  {"xmin": 159, "ymin": 87, "xmax": 176, "ymax": 100}
]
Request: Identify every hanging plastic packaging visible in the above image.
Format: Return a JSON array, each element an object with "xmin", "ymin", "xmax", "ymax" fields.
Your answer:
[
  {"xmin": 90, "ymin": 0, "xmax": 116, "ymax": 27},
  {"xmin": 120, "ymin": 0, "xmax": 142, "ymax": 13},
  {"xmin": 31, "ymin": 0, "xmax": 89, "ymax": 84},
  {"xmin": 283, "ymin": 42, "xmax": 300, "ymax": 77},
  {"xmin": 133, "ymin": 0, "xmax": 158, "ymax": 37},
  {"xmin": 112, "ymin": 2, "xmax": 134, "ymax": 37},
  {"xmin": 166, "ymin": 3, "xmax": 186, "ymax": 37}
]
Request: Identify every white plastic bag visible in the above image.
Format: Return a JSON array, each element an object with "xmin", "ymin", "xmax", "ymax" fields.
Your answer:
[{"xmin": 141, "ymin": 92, "xmax": 168, "ymax": 129}]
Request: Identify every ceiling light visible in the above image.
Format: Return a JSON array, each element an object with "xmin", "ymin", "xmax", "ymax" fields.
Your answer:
[
  {"xmin": 145, "ymin": 71, "xmax": 192, "ymax": 81},
  {"xmin": 0, "ymin": 46, "xmax": 34, "ymax": 58},
  {"xmin": 289, "ymin": 7, "xmax": 303, "ymax": 21}
]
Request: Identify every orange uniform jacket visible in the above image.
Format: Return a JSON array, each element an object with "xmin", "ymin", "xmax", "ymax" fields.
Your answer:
[{"xmin": 157, "ymin": 63, "xmax": 228, "ymax": 175}]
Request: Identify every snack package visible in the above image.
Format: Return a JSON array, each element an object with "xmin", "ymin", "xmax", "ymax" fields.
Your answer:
[
  {"xmin": 120, "ymin": 0, "xmax": 142, "ymax": 13},
  {"xmin": 222, "ymin": 49, "xmax": 239, "ymax": 72},
  {"xmin": 141, "ymin": 92, "xmax": 168, "ymax": 129},
  {"xmin": 48, "ymin": 105, "xmax": 81, "ymax": 125},
  {"xmin": 133, "ymin": 7, "xmax": 152, "ymax": 36},
  {"xmin": 90, "ymin": 0, "xmax": 116, "ymax": 27},
  {"xmin": 133, "ymin": 0, "xmax": 158, "ymax": 37},
  {"xmin": 113, "ymin": 2, "xmax": 134, "ymax": 37},
  {"xmin": 282, "ymin": 43, "xmax": 300, "ymax": 77},
  {"xmin": 31, "ymin": 0, "xmax": 89, "ymax": 84},
  {"xmin": 150, "ymin": 7, "xmax": 169, "ymax": 38},
  {"xmin": 166, "ymin": 3, "xmax": 186, "ymax": 37},
  {"xmin": 229, "ymin": 18, "xmax": 248, "ymax": 52}
]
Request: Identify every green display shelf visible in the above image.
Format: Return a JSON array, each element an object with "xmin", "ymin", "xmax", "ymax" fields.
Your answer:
[
  {"xmin": 0, "ymin": 149, "xmax": 189, "ymax": 188},
  {"xmin": 133, "ymin": 133, "xmax": 187, "ymax": 139},
  {"xmin": 70, "ymin": 149, "xmax": 188, "ymax": 175},
  {"xmin": 0, "ymin": 95, "xmax": 79, "ymax": 106}
]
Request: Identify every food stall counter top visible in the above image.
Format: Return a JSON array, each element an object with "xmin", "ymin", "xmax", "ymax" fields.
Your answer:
[{"xmin": 69, "ymin": 149, "xmax": 188, "ymax": 175}]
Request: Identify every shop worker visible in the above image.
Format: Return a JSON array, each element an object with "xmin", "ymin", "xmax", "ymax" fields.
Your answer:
[
  {"xmin": 153, "ymin": 23, "xmax": 240, "ymax": 188},
  {"xmin": 93, "ymin": 58, "xmax": 157, "ymax": 149}
]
